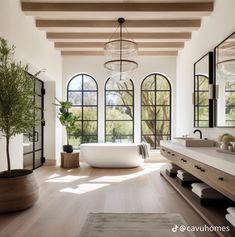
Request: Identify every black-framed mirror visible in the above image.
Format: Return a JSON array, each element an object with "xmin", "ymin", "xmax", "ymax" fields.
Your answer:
[
  {"xmin": 194, "ymin": 52, "xmax": 214, "ymax": 128},
  {"xmin": 215, "ymin": 32, "xmax": 235, "ymax": 127}
]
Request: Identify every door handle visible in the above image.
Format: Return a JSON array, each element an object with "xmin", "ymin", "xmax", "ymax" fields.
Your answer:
[
  {"xmin": 34, "ymin": 131, "xmax": 39, "ymax": 142},
  {"xmin": 29, "ymin": 132, "xmax": 34, "ymax": 142},
  {"xmin": 28, "ymin": 131, "xmax": 39, "ymax": 142}
]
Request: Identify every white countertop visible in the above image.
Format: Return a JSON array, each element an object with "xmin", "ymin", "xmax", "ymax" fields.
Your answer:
[{"xmin": 160, "ymin": 140, "xmax": 235, "ymax": 176}]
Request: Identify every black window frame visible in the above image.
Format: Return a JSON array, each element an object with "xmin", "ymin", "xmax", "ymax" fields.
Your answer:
[
  {"xmin": 194, "ymin": 74, "xmax": 210, "ymax": 127},
  {"xmin": 194, "ymin": 51, "xmax": 214, "ymax": 128},
  {"xmin": 141, "ymin": 73, "xmax": 172, "ymax": 149},
  {"xmin": 23, "ymin": 74, "xmax": 45, "ymax": 170},
  {"xmin": 105, "ymin": 78, "xmax": 134, "ymax": 143},
  {"xmin": 67, "ymin": 73, "xmax": 98, "ymax": 148}
]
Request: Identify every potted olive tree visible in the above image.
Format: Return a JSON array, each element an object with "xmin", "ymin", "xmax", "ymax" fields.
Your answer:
[
  {"xmin": 54, "ymin": 98, "xmax": 79, "ymax": 153},
  {"xmin": 0, "ymin": 38, "xmax": 41, "ymax": 212}
]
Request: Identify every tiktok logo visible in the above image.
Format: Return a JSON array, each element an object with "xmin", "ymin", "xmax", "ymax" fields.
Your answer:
[{"xmin": 172, "ymin": 225, "xmax": 178, "ymax": 232}]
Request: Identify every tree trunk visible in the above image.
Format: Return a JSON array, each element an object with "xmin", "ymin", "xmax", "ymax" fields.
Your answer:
[
  {"xmin": 66, "ymin": 128, "xmax": 69, "ymax": 145},
  {"xmin": 6, "ymin": 135, "xmax": 11, "ymax": 176}
]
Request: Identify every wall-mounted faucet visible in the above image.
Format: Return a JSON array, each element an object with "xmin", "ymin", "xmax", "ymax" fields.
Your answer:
[{"xmin": 193, "ymin": 129, "xmax": 202, "ymax": 139}]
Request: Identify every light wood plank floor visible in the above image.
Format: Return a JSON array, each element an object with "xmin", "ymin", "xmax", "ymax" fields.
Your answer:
[{"xmin": 0, "ymin": 162, "xmax": 217, "ymax": 237}]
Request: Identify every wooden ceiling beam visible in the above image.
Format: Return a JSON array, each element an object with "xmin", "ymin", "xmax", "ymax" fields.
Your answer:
[
  {"xmin": 47, "ymin": 32, "xmax": 191, "ymax": 40},
  {"xmin": 55, "ymin": 42, "xmax": 184, "ymax": 48},
  {"xmin": 22, "ymin": 2, "xmax": 213, "ymax": 13},
  {"xmin": 61, "ymin": 51, "xmax": 178, "ymax": 56},
  {"xmin": 36, "ymin": 19, "xmax": 201, "ymax": 28}
]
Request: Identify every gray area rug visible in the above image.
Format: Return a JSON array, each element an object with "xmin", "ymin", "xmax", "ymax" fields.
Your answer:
[{"xmin": 78, "ymin": 213, "xmax": 196, "ymax": 237}]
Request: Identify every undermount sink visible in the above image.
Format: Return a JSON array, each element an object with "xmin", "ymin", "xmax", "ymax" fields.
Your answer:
[{"xmin": 173, "ymin": 137, "xmax": 215, "ymax": 147}]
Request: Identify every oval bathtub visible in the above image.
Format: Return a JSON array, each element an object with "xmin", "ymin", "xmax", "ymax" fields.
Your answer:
[{"xmin": 80, "ymin": 143, "xmax": 144, "ymax": 168}]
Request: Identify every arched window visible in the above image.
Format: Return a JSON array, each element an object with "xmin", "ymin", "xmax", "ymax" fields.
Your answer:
[
  {"xmin": 194, "ymin": 74, "xmax": 209, "ymax": 127},
  {"xmin": 105, "ymin": 79, "xmax": 134, "ymax": 143},
  {"xmin": 67, "ymin": 74, "xmax": 98, "ymax": 148},
  {"xmin": 141, "ymin": 73, "xmax": 171, "ymax": 149}
]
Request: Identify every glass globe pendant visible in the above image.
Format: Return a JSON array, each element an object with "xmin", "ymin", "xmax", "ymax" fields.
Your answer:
[{"xmin": 104, "ymin": 18, "xmax": 138, "ymax": 82}]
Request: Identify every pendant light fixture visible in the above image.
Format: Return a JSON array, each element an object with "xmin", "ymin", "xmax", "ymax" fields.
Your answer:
[{"xmin": 104, "ymin": 18, "xmax": 138, "ymax": 82}]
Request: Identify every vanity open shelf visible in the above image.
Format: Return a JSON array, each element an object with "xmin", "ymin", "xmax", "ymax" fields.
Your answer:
[
  {"xmin": 160, "ymin": 141, "xmax": 235, "ymax": 237},
  {"xmin": 160, "ymin": 170, "xmax": 231, "ymax": 237}
]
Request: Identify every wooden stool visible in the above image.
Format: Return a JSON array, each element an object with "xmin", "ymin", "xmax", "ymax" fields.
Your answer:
[{"xmin": 61, "ymin": 152, "xmax": 80, "ymax": 169}]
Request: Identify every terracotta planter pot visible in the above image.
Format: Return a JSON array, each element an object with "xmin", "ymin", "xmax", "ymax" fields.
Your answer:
[{"xmin": 0, "ymin": 169, "xmax": 40, "ymax": 213}]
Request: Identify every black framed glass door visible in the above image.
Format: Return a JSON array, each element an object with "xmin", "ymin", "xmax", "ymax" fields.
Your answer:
[{"xmin": 23, "ymin": 77, "xmax": 45, "ymax": 169}]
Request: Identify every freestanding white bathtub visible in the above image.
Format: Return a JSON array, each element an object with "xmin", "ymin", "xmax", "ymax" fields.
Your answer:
[{"xmin": 80, "ymin": 143, "xmax": 144, "ymax": 168}]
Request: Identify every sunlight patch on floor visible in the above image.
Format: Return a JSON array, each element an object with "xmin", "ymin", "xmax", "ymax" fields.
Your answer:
[
  {"xmin": 53, "ymin": 163, "xmax": 166, "ymax": 194},
  {"xmin": 89, "ymin": 163, "xmax": 164, "ymax": 183},
  {"xmin": 60, "ymin": 183, "xmax": 109, "ymax": 194},
  {"xmin": 47, "ymin": 173, "xmax": 61, "ymax": 179},
  {"xmin": 45, "ymin": 175, "xmax": 89, "ymax": 183}
]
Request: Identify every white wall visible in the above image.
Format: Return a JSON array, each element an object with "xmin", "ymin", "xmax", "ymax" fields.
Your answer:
[
  {"xmin": 44, "ymin": 82, "xmax": 56, "ymax": 165},
  {"xmin": 62, "ymin": 55, "xmax": 177, "ymax": 145},
  {"xmin": 0, "ymin": 0, "xmax": 62, "ymax": 171},
  {"xmin": 176, "ymin": 0, "xmax": 235, "ymax": 139}
]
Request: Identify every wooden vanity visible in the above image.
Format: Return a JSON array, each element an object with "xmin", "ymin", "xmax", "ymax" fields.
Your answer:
[{"xmin": 160, "ymin": 141, "xmax": 235, "ymax": 237}]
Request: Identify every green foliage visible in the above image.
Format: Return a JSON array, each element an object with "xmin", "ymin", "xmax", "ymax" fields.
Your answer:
[
  {"xmin": 105, "ymin": 80, "xmax": 134, "ymax": 143},
  {"xmin": 141, "ymin": 76, "xmax": 171, "ymax": 148},
  {"xmin": 195, "ymin": 75, "xmax": 209, "ymax": 127},
  {"xmin": 0, "ymin": 38, "xmax": 41, "ymax": 172},
  {"xmin": 54, "ymin": 98, "xmax": 80, "ymax": 145},
  {"xmin": 68, "ymin": 76, "xmax": 171, "ymax": 148}
]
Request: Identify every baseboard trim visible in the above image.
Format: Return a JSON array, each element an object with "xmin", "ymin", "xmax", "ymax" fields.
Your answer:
[{"xmin": 44, "ymin": 159, "xmax": 57, "ymax": 166}]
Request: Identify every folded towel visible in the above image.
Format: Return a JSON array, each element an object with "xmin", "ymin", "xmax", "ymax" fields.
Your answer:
[
  {"xmin": 166, "ymin": 167, "xmax": 178, "ymax": 172},
  {"xmin": 177, "ymin": 174, "xmax": 198, "ymax": 181},
  {"xmin": 177, "ymin": 170, "xmax": 198, "ymax": 177},
  {"xmin": 191, "ymin": 183, "xmax": 221, "ymax": 195},
  {"xmin": 192, "ymin": 183, "xmax": 219, "ymax": 192},
  {"xmin": 191, "ymin": 183, "xmax": 214, "ymax": 191},
  {"xmin": 177, "ymin": 171, "xmax": 198, "ymax": 179},
  {"xmin": 177, "ymin": 169, "xmax": 188, "ymax": 175},
  {"xmin": 143, "ymin": 143, "xmax": 149, "ymax": 159},
  {"xmin": 177, "ymin": 172, "xmax": 194, "ymax": 178},
  {"xmin": 166, "ymin": 167, "xmax": 177, "ymax": 173},
  {"xmin": 227, "ymin": 207, "xmax": 235, "ymax": 219},
  {"xmin": 163, "ymin": 164, "xmax": 177, "ymax": 174},
  {"xmin": 138, "ymin": 143, "xmax": 149, "ymax": 159},
  {"xmin": 192, "ymin": 188, "xmax": 224, "ymax": 199},
  {"xmin": 177, "ymin": 174, "xmax": 199, "ymax": 181},
  {"xmin": 226, "ymin": 214, "xmax": 235, "ymax": 228},
  {"xmin": 167, "ymin": 163, "xmax": 179, "ymax": 169},
  {"xmin": 166, "ymin": 164, "xmax": 178, "ymax": 171}
]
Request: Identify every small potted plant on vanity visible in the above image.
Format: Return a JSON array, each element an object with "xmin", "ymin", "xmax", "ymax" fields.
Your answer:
[
  {"xmin": 54, "ymin": 98, "xmax": 79, "ymax": 153},
  {"xmin": 0, "ymin": 38, "xmax": 41, "ymax": 212}
]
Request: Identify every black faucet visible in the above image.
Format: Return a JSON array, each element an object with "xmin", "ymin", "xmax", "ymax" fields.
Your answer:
[{"xmin": 193, "ymin": 129, "xmax": 202, "ymax": 139}]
